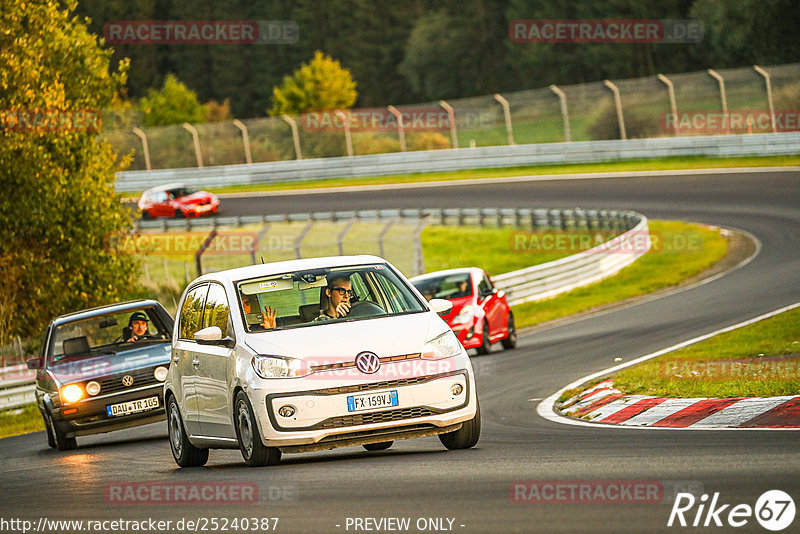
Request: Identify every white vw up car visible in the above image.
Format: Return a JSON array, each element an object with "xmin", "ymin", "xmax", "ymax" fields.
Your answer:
[{"xmin": 164, "ymin": 256, "xmax": 480, "ymax": 467}]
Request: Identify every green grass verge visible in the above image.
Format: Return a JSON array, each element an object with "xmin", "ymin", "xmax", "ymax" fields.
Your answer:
[
  {"xmin": 613, "ymin": 306, "xmax": 800, "ymax": 398},
  {"xmin": 511, "ymin": 221, "xmax": 728, "ymax": 329},
  {"xmin": 0, "ymin": 403, "xmax": 43, "ymax": 439},
  {"xmin": 122, "ymin": 155, "xmax": 800, "ymax": 198}
]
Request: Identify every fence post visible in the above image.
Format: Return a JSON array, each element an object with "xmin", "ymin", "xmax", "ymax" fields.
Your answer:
[
  {"xmin": 182, "ymin": 123, "xmax": 204, "ymax": 167},
  {"xmin": 337, "ymin": 219, "xmax": 356, "ymax": 256},
  {"xmin": 707, "ymin": 69, "xmax": 730, "ymax": 134},
  {"xmin": 657, "ymin": 74, "xmax": 679, "ymax": 136},
  {"xmin": 549, "ymin": 85, "xmax": 571, "ymax": 142},
  {"xmin": 439, "ymin": 100, "xmax": 458, "ymax": 149},
  {"xmin": 281, "ymin": 115, "xmax": 303, "ymax": 160},
  {"xmin": 603, "ymin": 80, "xmax": 626, "ymax": 140},
  {"xmin": 132, "ymin": 127, "xmax": 152, "ymax": 170},
  {"xmin": 378, "ymin": 219, "xmax": 396, "ymax": 258},
  {"xmin": 387, "ymin": 106, "xmax": 406, "ymax": 152},
  {"xmin": 194, "ymin": 230, "xmax": 218, "ymax": 277},
  {"xmin": 250, "ymin": 223, "xmax": 271, "ymax": 264},
  {"xmin": 493, "ymin": 93, "xmax": 515, "ymax": 146},
  {"xmin": 294, "ymin": 220, "xmax": 314, "ymax": 259},
  {"xmin": 232, "ymin": 119, "xmax": 253, "ymax": 164},
  {"xmin": 335, "ymin": 110, "xmax": 354, "ymax": 156},
  {"xmin": 412, "ymin": 217, "xmax": 428, "ymax": 276},
  {"xmin": 753, "ymin": 65, "xmax": 777, "ymax": 133}
]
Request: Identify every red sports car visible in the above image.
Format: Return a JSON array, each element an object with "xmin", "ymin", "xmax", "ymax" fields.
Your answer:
[
  {"xmin": 411, "ymin": 267, "xmax": 516, "ymax": 354},
  {"xmin": 138, "ymin": 183, "xmax": 220, "ymax": 219}
]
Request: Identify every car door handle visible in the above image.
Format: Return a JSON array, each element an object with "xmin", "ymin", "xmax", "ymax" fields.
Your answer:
[{"xmin": 192, "ymin": 359, "xmax": 200, "ymax": 366}]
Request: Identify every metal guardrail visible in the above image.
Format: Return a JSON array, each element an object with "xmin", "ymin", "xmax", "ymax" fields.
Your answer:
[
  {"xmin": 115, "ymin": 132, "xmax": 800, "ymax": 193},
  {"xmin": 1, "ymin": 207, "xmax": 644, "ymax": 410},
  {"xmin": 493, "ymin": 214, "xmax": 649, "ymax": 305}
]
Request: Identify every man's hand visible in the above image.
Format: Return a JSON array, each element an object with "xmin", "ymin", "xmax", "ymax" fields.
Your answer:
[
  {"xmin": 334, "ymin": 302, "xmax": 351, "ymax": 318},
  {"xmin": 126, "ymin": 335, "xmax": 138, "ymax": 342},
  {"xmin": 262, "ymin": 306, "xmax": 277, "ymax": 329}
]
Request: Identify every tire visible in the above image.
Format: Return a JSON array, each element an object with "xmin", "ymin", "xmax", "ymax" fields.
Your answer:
[
  {"xmin": 174, "ymin": 209, "xmax": 185, "ymax": 218},
  {"xmin": 363, "ymin": 441, "xmax": 393, "ymax": 451},
  {"xmin": 501, "ymin": 312, "xmax": 517, "ymax": 350},
  {"xmin": 47, "ymin": 412, "xmax": 77, "ymax": 451},
  {"xmin": 141, "ymin": 210, "xmax": 152, "ymax": 220},
  {"xmin": 167, "ymin": 395, "xmax": 208, "ymax": 467},
  {"xmin": 439, "ymin": 399, "xmax": 481, "ymax": 450},
  {"xmin": 42, "ymin": 412, "xmax": 55, "ymax": 449},
  {"xmin": 475, "ymin": 320, "xmax": 492, "ymax": 355},
  {"xmin": 234, "ymin": 391, "xmax": 281, "ymax": 467}
]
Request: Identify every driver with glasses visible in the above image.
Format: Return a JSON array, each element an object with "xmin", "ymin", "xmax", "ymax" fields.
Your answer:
[{"xmin": 315, "ymin": 274, "xmax": 356, "ymax": 321}]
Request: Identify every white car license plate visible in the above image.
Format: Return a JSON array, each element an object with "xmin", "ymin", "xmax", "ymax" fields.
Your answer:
[
  {"xmin": 347, "ymin": 390, "xmax": 398, "ymax": 412},
  {"xmin": 106, "ymin": 396, "xmax": 160, "ymax": 417}
]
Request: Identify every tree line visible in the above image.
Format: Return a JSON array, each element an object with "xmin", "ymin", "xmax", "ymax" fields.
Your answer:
[{"xmin": 75, "ymin": 0, "xmax": 800, "ymax": 119}]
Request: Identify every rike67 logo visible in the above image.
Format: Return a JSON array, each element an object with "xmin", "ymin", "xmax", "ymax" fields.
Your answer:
[{"xmin": 668, "ymin": 490, "xmax": 795, "ymax": 531}]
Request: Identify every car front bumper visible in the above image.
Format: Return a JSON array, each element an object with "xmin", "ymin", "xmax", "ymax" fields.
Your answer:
[{"xmin": 247, "ymin": 358, "xmax": 478, "ymax": 449}]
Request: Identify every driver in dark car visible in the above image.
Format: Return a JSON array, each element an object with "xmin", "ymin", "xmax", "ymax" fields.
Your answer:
[
  {"xmin": 125, "ymin": 311, "xmax": 150, "ymax": 342},
  {"xmin": 316, "ymin": 274, "xmax": 354, "ymax": 321}
]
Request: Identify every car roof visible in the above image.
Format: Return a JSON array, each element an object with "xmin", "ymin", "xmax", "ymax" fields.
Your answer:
[
  {"xmin": 409, "ymin": 267, "xmax": 478, "ymax": 283},
  {"xmin": 142, "ymin": 182, "xmax": 191, "ymax": 194},
  {"xmin": 52, "ymin": 299, "xmax": 163, "ymax": 326},
  {"xmin": 191, "ymin": 255, "xmax": 391, "ymax": 285}
]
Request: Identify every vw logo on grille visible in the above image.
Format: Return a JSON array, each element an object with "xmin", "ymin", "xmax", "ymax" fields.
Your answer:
[
  {"xmin": 354, "ymin": 352, "xmax": 381, "ymax": 374},
  {"xmin": 121, "ymin": 375, "xmax": 134, "ymax": 387}
]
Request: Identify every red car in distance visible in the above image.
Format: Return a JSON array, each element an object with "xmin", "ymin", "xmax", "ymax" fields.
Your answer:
[
  {"xmin": 138, "ymin": 183, "xmax": 220, "ymax": 219},
  {"xmin": 411, "ymin": 268, "xmax": 516, "ymax": 354}
]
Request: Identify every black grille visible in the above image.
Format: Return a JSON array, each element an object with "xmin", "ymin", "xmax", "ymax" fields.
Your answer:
[
  {"xmin": 317, "ymin": 407, "xmax": 435, "ymax": 429},
  {"xmin": 97, "ymin": 367, "xmax": 160, "ymax": 394},
  {"xmin": 305, "ymin": 376, "xmax": 432, "ymax": 396}
]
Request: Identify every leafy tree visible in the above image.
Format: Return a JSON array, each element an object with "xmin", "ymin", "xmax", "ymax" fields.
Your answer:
[
  {"xmin": 0, "ymin": 0, "xmax": 139, "ymax": 344},
  {"xmin": 269, "ymin": 51, "xmax": 357, "ymax": 116},
  {"xmin": 139, "ymin": 73, "xmax": 207, "ymax": 127}
]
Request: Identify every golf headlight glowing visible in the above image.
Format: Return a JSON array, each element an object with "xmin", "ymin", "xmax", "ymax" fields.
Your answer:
[
  {"xmin": 61, "ymin": 384, "xmax": 83, "ymax": 403},
  {"xmin": 422, "ymin": 331, "xmax": 462, "ymax": 360},
  {"xmin": 452, "ymin": 305, "xmax": 474, "ymax": 325},
  {"xmin": 252, "ymin": 355, "xmax": 311, "ymax": 379}
]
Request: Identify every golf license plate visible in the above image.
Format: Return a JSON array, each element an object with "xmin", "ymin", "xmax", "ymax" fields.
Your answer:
[
  {"xmin": 106, "ymin": 396, "xmax": 160, "ymax": 417},
  {"xmin": 347, "ymin": 390, "xmax": 398, "ymax": 412}
]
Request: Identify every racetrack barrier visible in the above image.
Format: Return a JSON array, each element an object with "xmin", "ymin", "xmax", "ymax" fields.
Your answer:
[{"xmin": 114, "ymin": 132, "xmax": 800, "ymax": 193}]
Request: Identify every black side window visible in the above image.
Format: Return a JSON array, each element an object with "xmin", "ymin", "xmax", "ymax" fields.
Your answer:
[{"xmin": 180, "ymin": 284, "xmax": 209, "ymax": 340}]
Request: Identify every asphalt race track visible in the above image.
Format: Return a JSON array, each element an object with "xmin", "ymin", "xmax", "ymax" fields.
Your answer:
[{"xmin": 2, "ymin": 169, "xmax": 799, "ymax": 533}]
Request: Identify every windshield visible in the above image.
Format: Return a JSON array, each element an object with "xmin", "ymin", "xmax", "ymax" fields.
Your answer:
[
  {"xmin": 167, "ymin": 186, "xmax": 197, "ymax": 198},
  {"xmin": 236, "ymin": 263, "xmax": 426, "ymax": 332},
  {"xmin": 49, "ymin": 306, "xmax": 170, "ymax": 366},
  {"xmin": 412, "ymin": 273, "xmax": 473, "ymax": 301}
]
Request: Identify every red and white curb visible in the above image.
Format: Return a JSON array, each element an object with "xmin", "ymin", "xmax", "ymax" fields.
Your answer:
[{"xmin": 559, "ymin": 380, "xmax": 800, "ymax": 429}]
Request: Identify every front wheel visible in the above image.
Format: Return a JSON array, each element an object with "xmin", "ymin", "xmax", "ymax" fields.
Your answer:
[
  {"xmin": 439, "ymin": 400, "xmax": 481, "ymax": 450},
  {"xmin": 501, "ymin": 312, "xmax": 517, "ymax": 350},
  {"xmin": 167, "ymin": 396, "xmax": 208, "ymax": 467},
  {"xmin": 47, "ymin": 412, "xmax": 77, "ymax": 451},
  {"xmin": 42, "ymin": 412, "xmax": 55, "ymax": 448},
  {"xmin": 476, "ymin": 320, "xmax": 492, "ymax": 355},
  {"xmin": 234, "ymin": 391, "xmax": 281, "ymax": 467}
]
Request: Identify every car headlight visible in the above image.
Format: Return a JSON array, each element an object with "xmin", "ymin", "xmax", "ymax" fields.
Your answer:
[
  {"xmin": 451, "ymin": 305, "xmax": 475, "ymax": 325},
  {"xmin": 252, "ymin": 355, "xmax": 311, "ymax": 379},
  {"xmin": 61, "ymin": 384, "xmax": 83, "ymax": 404},
  {"xmin": 422, "ymin": 331, "xmax": 462, "ymax": 360},
  {"xmin": 154, "ymin": 366, "xmax": 168, "ymax": 382}
]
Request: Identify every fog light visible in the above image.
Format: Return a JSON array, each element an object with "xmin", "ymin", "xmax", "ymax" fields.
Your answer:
[
  {"xmin": 278, "ymin": 405, "xmax": 296, "ymax": 418},
  {"xmin": 62, "ymin": 384, "xmax": 83, "ymax": 404},
  {"xmin": 154, "ymin": 366, "xmax": 168, "ymax": 382},
  {"xmin": 465, "ymin": 327, "xmax": 475, "ymax": 340},
  {"xmin": 451, "ymin": 384, "xmax": 463, "ymax": 396},
  {"xmin": 86, "ymin": 381, "xmax": 101, "ymax": 396}
]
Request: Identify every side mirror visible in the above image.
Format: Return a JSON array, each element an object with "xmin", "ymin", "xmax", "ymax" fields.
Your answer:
[
  {"xmin": 428, "ymin": 298, "xmax": 453, "ymax": 317},
  {"xmin": 194, "ymin": 326, "xmax": 235, "ymax": 348},
  {"xmin": 27, "ymin": 357, "xmax": 41, "ymax": 370}
]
